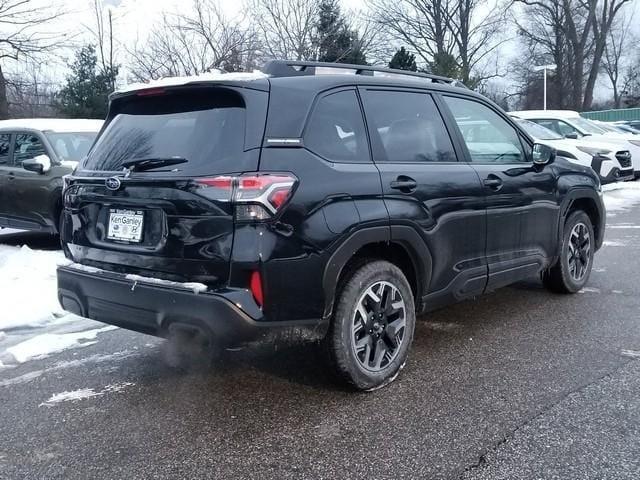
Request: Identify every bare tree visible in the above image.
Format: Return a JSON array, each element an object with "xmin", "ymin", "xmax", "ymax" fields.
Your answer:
[
  {"xmin": 603, "ymin": 13, "xmax": 633, "ymax": 108},
  {"xmin": 583, "ymin": 0, "xmax": 633, "ymax": 109},
  {"xmin": 0, "ymin": 0, "xmax": 67, "ymax": 118},
  {"xmin": 86, "ymin": 0, "xmax": 118, "ymax": 90},
  {"xmin": 128, "ymin": 0, "xmax": 258, "ymax": 81},
  {"xmin": 6, "ymin": 61, "xmax": 59, "ymax": 117},
  {"xmin": 249, "ymin": 0, "xmax": 320, "ymax": 61},
  {"xmin": 367, "ymin": 0, "xmax": 507, "ymax": 85},
  {"xmin": 515, "ymin": 0, "xmax": 632, "ymax": 110}
]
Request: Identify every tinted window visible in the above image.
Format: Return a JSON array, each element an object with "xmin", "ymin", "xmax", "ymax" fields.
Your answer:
[
  {"xmin": 83, "ymin": 89, "xmax": 248, "ymax": 175},
  {"xmin": 45, "ymin": 132, "xmax": 97, "ymax": 162},
  {"xmin": 304, "ymin": 90, "xmax": 369, "ymax": 163},
  {"xmin": 363, "ymin": 90, "xmax": 456, "ymax": 163},
  {"xmin": 534, "ymin": 119, "xmax": 577, "ymax": 137},
  {"xmin": 444, "ymin": 96, "xmax": 526, "ymax": 163},
  {"xmin": 14, "ymin": 134, "xmax": 46, "ymax": 165},
  {"xmin": 0, "ymin": 134, "xmax": 10, "ymax": 164},
  {"xmin": 516, "ymin": 119, "xmax": 563, "ymax": 140}
]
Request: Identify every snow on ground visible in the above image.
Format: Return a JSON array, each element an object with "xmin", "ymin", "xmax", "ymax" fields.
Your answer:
[
  {"xmin": 0, "ymin": 243, "xmax": 68, "ymax": 331},
  {"xmin": 602, "ymin": 181, "xmax": 640, "ymax": 213},
  {"xmin": 39, "ymin": 382, "xmax": 134, "ymax": 407},
  {"xmin": 6, "ymin": 326, "xmax": 117, "ymax": 363}
]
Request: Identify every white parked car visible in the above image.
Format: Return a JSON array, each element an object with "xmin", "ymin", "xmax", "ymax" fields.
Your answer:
[
  {"xmin": 510, "ymin": 110, "xmax": 640, "ymax": 177},
  {"xmin": 513, "ymin": 118, "xmax": 634, "ymax": 184}
]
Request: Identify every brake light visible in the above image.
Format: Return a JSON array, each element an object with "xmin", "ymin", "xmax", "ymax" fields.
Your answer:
[
  {"xmin": 136, "ymin": 87, "xmax": 166, "ymax": 97},
  {"xmin": 195, "ymin": 173, "xmax": 297, "ymax": 221},
  {"xmin": 249, "ymin": 270, "xmax": 264, "ymax": 307}
]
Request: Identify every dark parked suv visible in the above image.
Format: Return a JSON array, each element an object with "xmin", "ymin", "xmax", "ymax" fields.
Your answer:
[
  {"xmin": 57, "ymin": 61, "xmax": 605, "ymax": 390},
  {"xmin": 0, "ymin": 119, "xmax": 102, "ymax": 234}
]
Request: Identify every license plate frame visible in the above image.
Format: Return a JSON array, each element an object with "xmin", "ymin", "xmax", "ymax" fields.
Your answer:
[{"xmin": 107, "ymin": 209, "xmax": 144, "ymax": 243}]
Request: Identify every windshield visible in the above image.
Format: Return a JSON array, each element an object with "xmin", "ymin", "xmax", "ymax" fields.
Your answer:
[
  {"xmin": 516, "ymin": 119, "xmax": 563, "ymax": 140},
  {"xmin": 82, "ymin": 89, "xmax": 248, "ymax": 175},
  {"xmin": 45, "ymin": 132, "xmax": 98, "ymax": 162},
  {"xmin": 572, "ymin": 117, "xmax": 606, "ymax": 134}
]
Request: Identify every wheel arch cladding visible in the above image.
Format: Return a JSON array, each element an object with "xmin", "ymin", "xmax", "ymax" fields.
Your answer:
[
  {"xmin": 559, "ymin": 187, "xmax": 604, "ymax": 252},
  {"xmin": 322, "ymin": 227, "xmax": 432, "ymax": 319},
  {"xmin": 565, "ymin": 195, "xmax": 603, "ymax": 249}
]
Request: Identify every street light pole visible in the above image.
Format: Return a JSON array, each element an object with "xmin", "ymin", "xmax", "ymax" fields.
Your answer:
[{"xmin": 533, "ymin": 64, "xmax": 557, "ymax": 110}]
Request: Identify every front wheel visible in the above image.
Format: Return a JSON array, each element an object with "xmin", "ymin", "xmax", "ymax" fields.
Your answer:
[
  {"xmin": 325, "ymin": 260, "xmax": 416, "ymax": 391},
  {"xmin": 542, "ymin": 210, "xmax": 595, "ymax": 293}
]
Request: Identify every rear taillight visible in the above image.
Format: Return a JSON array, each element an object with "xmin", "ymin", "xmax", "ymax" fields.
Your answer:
[
  {"xmin": 249, "ymin": 270, "xmax": 264, "ymax": 307},
  {"xmin": 195, "ymin": 173, "xmax": 297, "ymax": 221}
]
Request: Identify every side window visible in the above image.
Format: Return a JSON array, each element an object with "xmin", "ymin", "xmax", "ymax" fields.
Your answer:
[
  {"xmin": 444, "ymin": 96, "xmax": 526, "ymax": 163},
  {"xmin": 304, "ymin": 90, "xmax": 369, "ymax": 163},
  {"xmin": 362, "ymin": 90, "xmax": 456, "ymax": 163},
  {"xmin": 556, "ymin": 120, "xmax": 580, "ymax": 137},
  {"xmin": 0, "ymin": 134, "xmax": 11, "ymax": 164},
  {"xmin": 14, "ymin": 134, "xmax": 46, "ymax": 165},
  {"xmin": 533, "ymin": 119, "xmax": 561, "ymax": 134}
]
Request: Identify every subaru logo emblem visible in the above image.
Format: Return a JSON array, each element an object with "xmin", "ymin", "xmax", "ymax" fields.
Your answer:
[{"xmin": 105, "ymin": 177, "xmax": 121, "ymax": 191}]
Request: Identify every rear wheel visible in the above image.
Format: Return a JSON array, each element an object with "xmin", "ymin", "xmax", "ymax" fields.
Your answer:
[
  {"xmin": 542, "ymin": 210, "xmax": 595, "ymax": 293},
  {"xmin": 325, "ymin": 260, "xmax": 415, "ymax": 391}
]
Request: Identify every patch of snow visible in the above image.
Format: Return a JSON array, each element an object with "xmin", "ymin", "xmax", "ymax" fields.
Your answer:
[
  {"xmin": 602, "ymin": 182, "xmax": 640, "ymax": 212},
  {"xmin": 39, "ymin": 382, "xmax": 134, "ymax": 407},
  {"xmin": 621, "ymin": 349, "xmax": 640, "ymax": 359},
  {"xmin": 5, "ymin": 326, "xmax": 117, "ymax": 364},
  {"xmin": 0, "ymin": 370, "xmax": 44, "ymax": 387},
  {"xmin": 578, "ymin": 287, "xmax": 601, "ymax": 294},
  {"xmin": 65, "ymin": 262, "xmax": 101, "ymax": 274},
  {"xmin": 125, "ymin": 274, "xmax": 208, "ymax": 294},
  {"xmin": 608, "ymin": 225, "xmax": 640, "ymax": 229},
  {"xmin": 117, "ymin": 70, "xmax": 268, "ymax": 93},
  {"xmin": 603, "ymin": 240, "xmax": 625, "ymax": 247},
  {"xmin": 0, "ymin": 245, "xmax": 68, "ymax": 331},
  {"xmin": 0, "ymin": 350, "xmax": 135, "ymax": 388}
]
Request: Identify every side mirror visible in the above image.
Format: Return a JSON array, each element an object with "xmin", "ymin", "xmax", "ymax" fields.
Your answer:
[
  {"xmin": 564, "ymin": 132, "xmax": 579, "ymax": 139},
  {"xmin": 532, "ymin": 143, "xmax": 555, "ymax": 166},
  {"xmin": 23, "ymin": 154, "xmax": 51, "ymax": 174}
]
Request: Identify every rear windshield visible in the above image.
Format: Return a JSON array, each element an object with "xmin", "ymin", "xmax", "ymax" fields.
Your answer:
[{"xmin": 82, "ymin": 88, "xmax": 247, "ymax": 175}]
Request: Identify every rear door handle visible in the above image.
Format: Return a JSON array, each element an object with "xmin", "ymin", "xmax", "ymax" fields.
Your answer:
[
  {"xmin": 483, "ymin": 175, "xmax": 503, "ymax": 190},
  {"xmin": 390, "ymin": 176, "xmax": 417, "ymax": 192}
]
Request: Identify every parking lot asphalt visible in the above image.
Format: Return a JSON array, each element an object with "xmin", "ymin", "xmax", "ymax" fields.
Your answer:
[{"xmin": 1, "ymin": 205, "xmax": 639, "ymax": 480}]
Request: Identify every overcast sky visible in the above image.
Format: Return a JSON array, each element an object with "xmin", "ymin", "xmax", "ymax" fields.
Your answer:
[{"xmin": 24, "ymin": 0, "xmax": 640, "ymax": 102}]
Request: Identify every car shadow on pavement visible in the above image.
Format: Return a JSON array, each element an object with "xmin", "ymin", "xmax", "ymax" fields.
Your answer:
[{"xmin": 0, "ymin": 230, "xmax": 60, "ymax": 250}]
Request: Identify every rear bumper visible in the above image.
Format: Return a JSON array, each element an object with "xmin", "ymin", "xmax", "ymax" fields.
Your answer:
[{"xmin": 57, "ymin": 265, "xmax": 327, "ymax": 345}]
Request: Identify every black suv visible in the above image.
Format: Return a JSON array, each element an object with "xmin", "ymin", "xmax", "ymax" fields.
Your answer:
[{"xmin": 57, "ymin": 61, "xmax": 605, "ymax": 390}]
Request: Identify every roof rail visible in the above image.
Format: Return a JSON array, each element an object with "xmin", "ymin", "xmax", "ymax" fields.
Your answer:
[{"xmin": 261, "ymin": 60, "xmax": 467, "ymax": 88}]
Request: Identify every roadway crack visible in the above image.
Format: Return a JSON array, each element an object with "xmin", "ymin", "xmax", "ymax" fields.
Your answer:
[{"xmin": 458, "ymin": 357, "xmax": 639, "ymax": 478}]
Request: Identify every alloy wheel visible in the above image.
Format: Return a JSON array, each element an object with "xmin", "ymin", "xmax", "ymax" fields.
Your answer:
[
  {"xmin": 351, "ymin": 281, "xmax": 406, "ymax": 372},
  {"xmin": 568, "ymin": 222, "xmax": 591, "ymax": 282}
]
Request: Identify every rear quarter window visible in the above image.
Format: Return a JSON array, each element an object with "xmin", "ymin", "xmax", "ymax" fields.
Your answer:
[{"xmin": 304, "ymin": 90, "xmax": 370, "ymax": 163}]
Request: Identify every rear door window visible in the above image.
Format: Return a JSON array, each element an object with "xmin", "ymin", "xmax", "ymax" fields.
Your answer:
[
  {"xmin": 360, "ymin": 90, "xmax": 457, "ymax": 163},
  {"xmin": 304, "ymin": 89, "xmax": 369, "ymax": 163},
  {"xmin": 83, "ymin": 88, "xmax": 249, "ymax": 175},
  {"xmin": 0, "ymin": 134, "xmax": 11, "ymax": 165}
]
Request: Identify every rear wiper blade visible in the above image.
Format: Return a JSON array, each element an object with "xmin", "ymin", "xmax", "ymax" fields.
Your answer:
[{"xmin": 122, "ymin": 156, "xmax": 188, "ymax": 172}]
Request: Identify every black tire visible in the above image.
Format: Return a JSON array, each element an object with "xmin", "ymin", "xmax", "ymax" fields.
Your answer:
[
  {"xmin": 324, "ymin": 260, "xmax": 416, "ymax": 391},
  {"xmin": 542, "ymin": 210, "xmax": 595, "ymax": 293}
]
